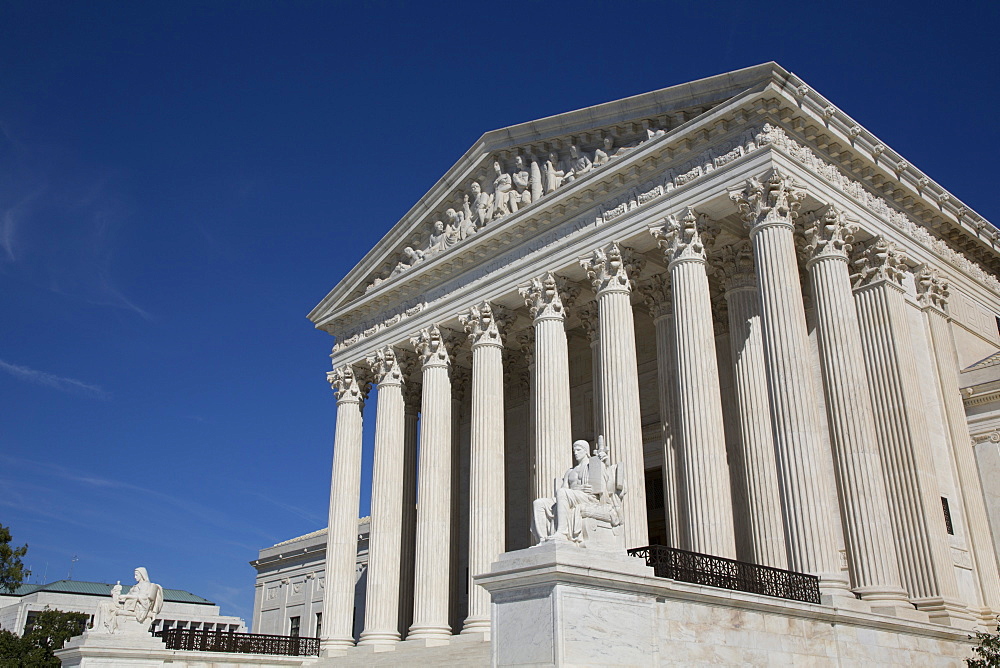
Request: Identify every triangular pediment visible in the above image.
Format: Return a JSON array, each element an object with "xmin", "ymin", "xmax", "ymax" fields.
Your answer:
[{"xmin": 308, "ymin": 62, "xmax": 787, "ymax": 326}]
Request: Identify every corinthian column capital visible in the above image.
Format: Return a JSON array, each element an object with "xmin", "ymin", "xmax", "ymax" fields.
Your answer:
[
  {"xmin": 328, "ymin": 364, "xmax": 369, "ymax": 404},
  {"xmin": 581, "ymin": 242, "xmax": 642, "ymax": 295},
  {"xmin": 714, "ymin": 240, "xmax": 756, "ymax": 292},
  {"xmin": 915, "ymin": 264, "xmax": 951, "ymax": 311},
  {"xmin": 800, "ymin": 204, "xmax": 859, "ymax": 266},
  {"xmin": 460, "ymin": 301, "xmax": 510, "ymax": 348},
  {"xmin": 520, "ymin": 272, "xmax": 577, "ymax": 321},
  {"xmin": 410, "ymin": 325, "xmax": 452, "ymax": 368},
  {"xmin": 650, "ymin": 207, "xmax": 718, "ymax": 266},
  {"xmin": 367, "ymin": 346, "xmax": 405, "ymax": 386},
  {"xmin": 729, "ymin": 167, "xmax": 807, "ymax": 233},
  {"xmin": 635, "ymin": 274, "xmax": 672, "ymax": 320},
  {"xmin": 575, "ymin": 301, "xmax": 600, "ymax": 342},
  {"xmin": 851, "ymin": 236, "xmax": 909, "ymax": 289}
]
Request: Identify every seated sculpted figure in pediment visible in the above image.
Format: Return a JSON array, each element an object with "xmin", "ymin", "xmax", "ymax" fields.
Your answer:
[{"xmin": 531, "ymin": 436, "xmax": 626, "ymax": 549}]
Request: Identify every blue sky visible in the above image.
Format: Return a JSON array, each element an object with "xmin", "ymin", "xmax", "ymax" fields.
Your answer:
[{"xmin": 1, "ymin": 1, "xmax": 997, "ymax": 625}]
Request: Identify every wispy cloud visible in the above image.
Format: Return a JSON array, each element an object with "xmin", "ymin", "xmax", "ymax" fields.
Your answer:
[
  {"xmin": 0, "ymin": 359, "xmax": 109, "ymax": 400},
  {"xmin": 252, "ymin": 492, "xmax": 324, "ymax": 524}
]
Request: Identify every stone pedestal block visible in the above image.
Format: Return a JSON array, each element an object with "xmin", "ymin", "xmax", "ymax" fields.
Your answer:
[
  {"xmin": 477, "ymin": 542, "xmax": 656, "ymax": 667},
  {"xmin": 56, "ymin": 632, "xmax": 167, "ymax": 667}
]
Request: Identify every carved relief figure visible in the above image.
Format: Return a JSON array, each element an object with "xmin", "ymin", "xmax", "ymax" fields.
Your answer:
[
  {"xmin": 425, "ymin": 220, "xmax": 452, "ymax": 256},
  {"xmin": 491, "ymin": 159, "xmax": 515, "ymax": 219},
  {"xmin": 562, "ymin": 144, "xmax": 592, "ymax": 184},
  {"xmin": 390, "ymin": 246, "xmax": 424, "ymax": 276},
  {"xmin": 531, "ymin": 437, "xmax": 626, "ymax": 548},
  {"xmin": 544, "ymin": 151, "xmax": 565, "ymax": 194},
  {"xmin": 447, "ymin": 207, "xmax": 476, "ymax": 241},
  {"xmin": 529, "ymin": 153, "xmax": 543, "ymax": 202},
  {"xmin": 469, "ymin": 181, "xmax": 494, "ymax": 228},
  {"xmin": 511, "ymin": 155, "xmax": 532, "ymax": 212},
  {"xmin": 92, "ymin": 567, "xmax": 164, "ymax": 635}
]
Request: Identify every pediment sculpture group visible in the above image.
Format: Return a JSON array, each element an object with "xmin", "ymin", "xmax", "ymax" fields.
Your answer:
[
  {"xmin": 382, "ymin": 128, "xmax": 667, "ymax": 284},
  {"xmin": 532, "ymin": 435, "xmax": 628, "ymax": 550}
]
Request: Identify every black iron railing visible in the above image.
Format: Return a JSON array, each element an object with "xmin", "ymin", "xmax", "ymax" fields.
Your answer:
[
  {"xmin": 628, "ymin": 544, "xmax": 821, "ymax": 604},
  {"xmin": 154, "ymin": 628, "xmax": 320, "ymax": 656}
]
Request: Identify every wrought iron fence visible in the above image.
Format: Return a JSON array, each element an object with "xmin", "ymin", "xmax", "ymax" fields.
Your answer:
[
  {"xmin": 154, "ymin": 628, "xmax": 320, "ymax": 656},
  {"xmin": 628, "ymin": 544, "xmax": 821, "ymax": 604}
]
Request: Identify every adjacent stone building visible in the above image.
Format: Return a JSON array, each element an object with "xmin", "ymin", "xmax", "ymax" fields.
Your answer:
[{"xmin": 306, "ymin": 62, "xmax": 1000, "ymax": 663}]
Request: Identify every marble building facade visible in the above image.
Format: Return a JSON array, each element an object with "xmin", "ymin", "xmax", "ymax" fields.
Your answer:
[{"xmin": 306, "ymin": 63, "xmax": 1000, "ymax": 660}]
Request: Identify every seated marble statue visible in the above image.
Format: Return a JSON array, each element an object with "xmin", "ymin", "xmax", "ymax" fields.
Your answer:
[
  {"xmin": 531, "ymin": 436, "xmax": 626, "ymax": 549},
  {"xmin": 92, "ymin": 567, "xmax": 164, "ymax": 635}
]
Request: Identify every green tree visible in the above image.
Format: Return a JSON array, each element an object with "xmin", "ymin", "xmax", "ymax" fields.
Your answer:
[
  {"xmin": 0, "ymin": 607, "xmax": 88, "ymax": 667},
  {"xmin": 0, "ymin": 525, "xmax": 29, "ymax": 594},
  {"xmin": 969, "ymin": 619, "xmax": 1000, "ymax": 667}
]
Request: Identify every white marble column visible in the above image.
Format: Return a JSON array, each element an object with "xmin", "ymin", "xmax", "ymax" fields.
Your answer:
[
  {"xmin": 801, "ymin": 207, "xmax": 909, "ymax": 608},
  {"xmin": 637, "ymin": 275, "xmax": 683, "ymax": 549},
  {"xmin": 321, "ymin": 364, "xmax": 368, "ymax": 653},
  {"xmin": 459, "ymin": 302, "xmax": 508, "ymax": 635},
  {"xmin": 916, "ymin": 265, "xmax": 1000, "ymax": 619},
  {"xmin": 649, "ymin": 210, "xmax": 735, "ymax": 558},
  {"xmin": 581, "ymin": 243, "xmax": 649, "ymax": 549},
  {"xmin": 716, "ymin": 241, "xmax": 787, "ymax": 570},
  {"xmin": 398, "ymin": 376, "xmax": 420, "ymax": 638},
  {"xmin": 407, "ymin": 325, "xmax": 454, "ymax": 642},
  {"xmin": 448, "ymin": 364, "xmax": 470, "ymax": 635},
  {"xmin": 852, "ymin": 238, "xmax": 970, "ymax": 625},
  {"xmin": 360, "ymin": 347, "xmax": 407, "ymax": 645},
  {"xmin": 520, "ymin": 273, "xmax": 575, "ymax": 504},
  {"xmin": 577, "ymin": 301, "xmax": 602, "ymax": 440},
  {"xmin": 729, "ymin": 169, "xmax": 848, "ymax": 595}
]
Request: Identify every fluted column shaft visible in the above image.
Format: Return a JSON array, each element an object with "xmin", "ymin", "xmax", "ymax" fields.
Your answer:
[
  {"xmin": 408, "ymin": 326, "xmax": 453, "ymax": 641},
  {"xmin": 583, "ymin": 244, "xmax": 648, "ymax": 549},
  {"xmin": 655, "ymin": 209, "xmax": 735, "ymax": 558},
  {"xmin": 851, "ymin": 244, "xmax": 967, "ymax": 623},
  {"xmin": 521, "ymin": 274, "xmax": 574, "ymax": 503},
  {"xmin": 460, "ymin": 302, "xmax": 506, "ymax": 634},
  {"xmin": 360, "ymin": 350, "xmax": 406, "ymax": 645},
  {"xmin": 321, "ymin": 366, "xmax": 366, "ymax": 652},
  {"xmin": 920, "ymin": 286, "xmax": 1000, "ymax": 616},
  {"xmin": 724, "ymin": 282, "xmax": 787, "ymax": 569},
  {"xmin": 730, "ymin": 172, "xmax": 846, "ymax": 591},
  {"xmin": 652, "ymin": 309, "xmax": 683, "ymax": 548},
  {"xmin": 398, "ymin": 384, "xmax": 419, "ymax": 638},
  {"xmin": 803, "ymin": 211, "xmax": 907, "ymax": 605}
]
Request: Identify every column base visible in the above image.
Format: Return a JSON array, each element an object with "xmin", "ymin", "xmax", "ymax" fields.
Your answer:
[
  {"xmin": 912, "ymin": 596, "xmax": 978, "ymax": 629},
  {"xmin": 460, "ymin": 617, "xmax": 491, "ymax": 640},
  {"xmin": 405, "ymin": 625, "xmax": 452, "ymax": 644},
  {"xmin": 853, "ymin": 585, "xmax": 914, "ymax": 616},
  {"xmin": 357, "ymin": 629, "xmax": 401, "ymax": 647},
  {"xmin": 973, "ymin": 606, "xmax": 999, "ymax": 630},
  {"xmin": 320, "ymin": 637, "xmax": 354, "ymax": 657}
]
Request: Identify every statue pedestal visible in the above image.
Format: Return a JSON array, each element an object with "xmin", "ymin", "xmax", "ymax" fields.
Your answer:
[
  {"xmin": 476, "ymin": 541, "xmax": 656, "ymax": 667},
  {"xmin": 56, "ymin": 630, "xmax": 166, "ymax": 667}
]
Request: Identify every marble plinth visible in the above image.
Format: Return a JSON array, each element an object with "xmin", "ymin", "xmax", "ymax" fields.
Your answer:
[{"xmin": 477, "ymin": 543, "xmax": 975, "ymax": 667}]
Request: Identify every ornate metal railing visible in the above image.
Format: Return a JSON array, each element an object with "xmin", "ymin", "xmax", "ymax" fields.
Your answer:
[
  {"xmin": 154, "ymin": 628, "xmax": 320, "ymax": 656},
  {"xmin": 628, "ymin": 544, "xmax": 821, "ymax": 604}
]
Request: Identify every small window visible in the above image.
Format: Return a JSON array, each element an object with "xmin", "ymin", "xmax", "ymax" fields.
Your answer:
[
  {"xmin": 289, "ymin": 616, "xmax": 300, "ymax": 638},
  {"xmin": 942, "ymin": 497, "xmax": 955, "ymax": 535},
  {"xmin": 995, "ymin": 315, "xmax": 1000, "ymax": 338},
  {"xmin": 315, "ymin": 612, "xmax": 322, "ymax": 638}
]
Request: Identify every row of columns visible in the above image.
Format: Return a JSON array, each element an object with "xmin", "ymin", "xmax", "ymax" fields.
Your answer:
[
  {"xmin": 320, "ymin": 244, "xmax": 656, "ymax": 651},
  {"xmin": 321, "ymin": 167, "xmax": 1000, "ymax": 652}
]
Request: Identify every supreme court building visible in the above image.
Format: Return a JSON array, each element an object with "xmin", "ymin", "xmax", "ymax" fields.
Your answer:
[{"xmin": 305, "ymin": 63, "xmax": 1000, "ymax": 664}]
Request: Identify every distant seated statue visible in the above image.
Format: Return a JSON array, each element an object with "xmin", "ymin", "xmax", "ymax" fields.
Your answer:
[
  {"xmin": 92, "ymin": 567, "xmax": 164, "ymax": 635},
  {"xmin": 531, "ymin": 436, "xmax": 626, "ymax": 549}
]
